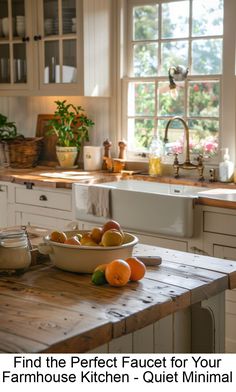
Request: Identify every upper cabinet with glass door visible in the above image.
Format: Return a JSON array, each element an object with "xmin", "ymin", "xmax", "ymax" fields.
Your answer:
[
  {"xmin": 37, "ymin": 0, "xmax": 83, "ymax": 94},
  {"xmin": 0, "ymin": 0, "xmax": 111, "ymax": 96},
  {"xmin": 0, "ymin": 0, "xmax": 32, "ymax": 92}
]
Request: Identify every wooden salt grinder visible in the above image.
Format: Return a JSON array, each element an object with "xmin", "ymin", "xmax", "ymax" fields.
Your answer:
[
  {"xmin": 102, "ymin": 138, "xmax": 112, "ymax": 170},
  {"xmin": 118, "ymin": 140, "xmax": 127, "ymax": 160}
]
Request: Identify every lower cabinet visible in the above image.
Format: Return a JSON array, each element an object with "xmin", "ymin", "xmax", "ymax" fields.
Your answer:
[
  {"xmin": 132, "ymin": 232, "xmax": 188, "ymax": 252},
  {"xmin": 203, "ymin": 206, "xmax": 236, "ymax": 353},
  {"xmin": 212, "ymin": 244, "xmax": 236, "ymax": 353},
  {"xmin": 0, "ymin": 184, "xmax": 8, "ymax": 228},
  {"xmin": 2, "ymin": 182, "xmax": 73, "ymax": 231},
  {"xmin": 15, "ymin": 211, "xmax": 72, "ymax": 231}
]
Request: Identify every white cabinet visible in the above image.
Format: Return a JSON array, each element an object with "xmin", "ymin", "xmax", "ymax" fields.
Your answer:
[
  {"xmin": 213, "ymin": 245, "xmax": 236, "ymax": 353},
  {"xmin": 0, "ymin": 183, "xmax": 8, "ymax": 228},
  {"xmin": 79, "ymin": 220, "xmax": 97, "ymax": 230},
  {"xmin": 0, "ymin": 0, "xmax": 32, "ymax": 92},
  {"xmin": 0, "ymin": 0, "xmax": 111, "ymax": 96},
  {"xmin": 12, "ymin": 184, "xmax": 73, "ymax": 230},
  {"xmin": 132, "ymin": 232, "xmax": 188, "ymax": 252},
  {"xmin": 203, "ymin": 206, "xmax": 236, "ymax": 353}
]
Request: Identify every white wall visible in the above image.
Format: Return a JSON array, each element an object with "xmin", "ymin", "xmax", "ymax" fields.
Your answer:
[{"xmin": 0, "ymin": 96, "xmax": 111, "ymax": 149}]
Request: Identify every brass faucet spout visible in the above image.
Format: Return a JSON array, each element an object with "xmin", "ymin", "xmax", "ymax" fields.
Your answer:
[
  {"xmin": 164, "ymin": 116, "xmax": 190, "ymax": 163},
  {"xmin": 164, "ymin": 116, "xmax": 204, "ymax": 180}
]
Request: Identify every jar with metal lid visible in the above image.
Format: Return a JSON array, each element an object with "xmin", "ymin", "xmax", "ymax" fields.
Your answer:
[{"xmin": 0, "ymin": 230, "xmax": 31, "ymax": 270}]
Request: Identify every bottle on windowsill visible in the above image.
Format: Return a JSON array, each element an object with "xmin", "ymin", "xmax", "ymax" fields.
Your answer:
[
  {"xmin": 219, "ymin": 148, "xmax": 234, "ymax": 182},
  {"xmin": 148, "ymin": 135, "xmax": 163, "ymax": 176}
]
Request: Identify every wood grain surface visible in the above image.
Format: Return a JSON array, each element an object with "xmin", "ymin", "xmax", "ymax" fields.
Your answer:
[
  {"xmin": 0, "ymin": 167, "xmax": 236, "ymax": 210},
  {"xmin": 0, "ymin": 243, "xmax": 236, "ymax": 353}
]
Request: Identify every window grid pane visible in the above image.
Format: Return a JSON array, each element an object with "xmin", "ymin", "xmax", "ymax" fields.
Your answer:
[
  {"xmin": 128, "ymin": 0, "xmax": 223, "ymax": 158},
  {"xmin": 133, "ymin": 5, "xmax": 159, "ymax": 41}
]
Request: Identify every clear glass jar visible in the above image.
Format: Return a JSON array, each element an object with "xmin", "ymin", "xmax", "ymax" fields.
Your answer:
[{"xmin": 0, "ymin": 230, "xmax": 31, "ymax": 270}]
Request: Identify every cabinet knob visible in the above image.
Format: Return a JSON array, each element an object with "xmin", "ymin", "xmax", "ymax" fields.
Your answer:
[
  {"xmin": 22, "ymin": 36, "xmax": 30, "ymax": 42},
  {"xmin": 34, "ymin": 35, "xmax": 42, "ymax": 41},
  {"xmin": 39, "ymin": 195, "xmax": 47, "ymax": 201}
]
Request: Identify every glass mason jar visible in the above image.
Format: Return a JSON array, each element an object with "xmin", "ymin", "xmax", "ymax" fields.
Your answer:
[{"xmin": 0, "ymin": 229, "xmax": 31, "ymax": 270}]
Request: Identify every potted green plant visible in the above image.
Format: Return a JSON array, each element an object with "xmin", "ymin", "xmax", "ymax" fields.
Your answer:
[
  {"xmin": 0, "ymin": 113, "xmax": 18, "ymax": 140},
  {"xmin": 48, "ymin": 100, "xmax": 95, "ymax": 168}
]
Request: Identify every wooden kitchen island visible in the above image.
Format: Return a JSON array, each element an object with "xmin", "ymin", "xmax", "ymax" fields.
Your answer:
[{"xmin": 0, "ymin": 244, "xmax": 236, "ymax": 354}]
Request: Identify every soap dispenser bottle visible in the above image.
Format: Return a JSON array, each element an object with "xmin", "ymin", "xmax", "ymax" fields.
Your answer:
[
  {"xmin": 148, "ymin": 135, "xmax": 163, "ymax": 176},
  {"xmin": 219, "ymin": 148, "xmax": 234, "ymax": 182}
]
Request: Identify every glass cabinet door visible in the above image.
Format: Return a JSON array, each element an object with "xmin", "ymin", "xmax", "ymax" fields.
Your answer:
[
  {"xmin": 0, "ymin": 0, "xmax": 28, "ymax": 86},
  {"xmin": 42, "ymin": 0, "xmax": 78, "ymax": 85}
]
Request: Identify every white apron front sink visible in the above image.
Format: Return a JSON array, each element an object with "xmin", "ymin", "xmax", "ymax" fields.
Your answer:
[{"xmin": 73, "ymin": 180, "xmax": 203, "ymax": 238}]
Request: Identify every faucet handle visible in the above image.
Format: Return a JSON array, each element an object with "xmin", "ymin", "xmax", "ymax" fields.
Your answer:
[
  {"xmin": 197, "ymin": 154, "xmax": 204, "ymax": 165},
  {"xmin": 173, "ymin": 153, "xmax": 179, "ymax": 165},
  {"xmin": 173, "ymin": 153, "xmax": 180, "ymax": 178},
  {"xmin": 197, "ymin": 154, "xmax": 204, "ymax": 181}
]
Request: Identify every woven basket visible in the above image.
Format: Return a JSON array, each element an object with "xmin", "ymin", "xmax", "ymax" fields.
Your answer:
[{"xmin": 1, "ymin": 137, "xmax": 43, "ymax": 168}]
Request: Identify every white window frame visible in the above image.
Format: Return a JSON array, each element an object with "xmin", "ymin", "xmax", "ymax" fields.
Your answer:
[{"xmin": 116, "ymin": 0, "xmax": 236, "ymax": 166}]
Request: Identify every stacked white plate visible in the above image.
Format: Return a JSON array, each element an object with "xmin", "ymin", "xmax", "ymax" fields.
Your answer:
[
  {"xmin": 2, "ymin": 17, "xmax": 9, "ymax": 37},
  {"xmin": 44, "ymin": 18, "xmax": 53, "ymax": 35},
  {"xmin": 62, "ymin": 8, "xmax": 75, "ymax": 33},
  {"xmin": 72, "ymin": 17, "xmax": 76, "ymax": 33},
  {"xmin": 0, "ymin": 19, "xmax": 3, "ymax": 37},
  {"xmin": 16, "ymin": 15, "xmax": 25, "ymax": 37},
  {"xmin": 52, "ymin": 17, "xmax": 59, "ymax": 34}
]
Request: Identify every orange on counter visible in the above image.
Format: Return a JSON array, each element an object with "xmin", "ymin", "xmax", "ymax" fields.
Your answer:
[
  {"xmin": 125, "ymin": 257, "xmax": 146, "ymax": 281},
  {"xmin": 105, "ymin": 259, "xmax": 131, "ymax": 287}
]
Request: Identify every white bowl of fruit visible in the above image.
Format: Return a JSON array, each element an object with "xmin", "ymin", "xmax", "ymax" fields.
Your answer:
[{"xmin": 38, "ymin": 220, "xmax": 139, "ymax": 273}]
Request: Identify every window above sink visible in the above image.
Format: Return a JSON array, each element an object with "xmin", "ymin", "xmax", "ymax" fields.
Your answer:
[{"xmin": 121, "ymin": 0, "xmax": 226, "ymax": 164}]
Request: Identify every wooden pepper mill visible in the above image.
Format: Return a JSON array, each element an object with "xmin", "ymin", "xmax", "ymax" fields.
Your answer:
[
  {"xmin": 102, "ymin": 138, "xmax": 112, "ymax": 170},
  {"xmin": 118, "ymin": 140, "xmax": 127, "ymax": 160}
]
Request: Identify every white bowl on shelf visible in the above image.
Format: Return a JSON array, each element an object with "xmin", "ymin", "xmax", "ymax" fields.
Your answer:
[
  {"xmin": 2, "ymin": 18, "xmax": 9, "ymax": 37},
  {"xmin": 16, "ymin": 24, "xmax": 25, "ymax": 37},
  {"xmin": 44, "ymin": 65, "xmax": 77, "ymax": 83}
]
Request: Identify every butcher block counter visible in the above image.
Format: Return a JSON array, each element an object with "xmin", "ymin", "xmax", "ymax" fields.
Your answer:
[
  {"xmin": 0, "ymin": 243, "xmax": 236, "ymax": 354},
  {"xmin": 1, "ymin": 166, "xmax": 236, "ymax": 209}
]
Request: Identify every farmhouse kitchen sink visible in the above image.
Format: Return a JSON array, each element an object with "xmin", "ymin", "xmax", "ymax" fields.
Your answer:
[{"xmin": 73, "ymin": 180, "xmax": 204, "ymax": 238}]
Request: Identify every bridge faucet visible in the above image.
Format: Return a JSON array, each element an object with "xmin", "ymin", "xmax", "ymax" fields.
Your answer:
[{"xmin": 164, "ymin": 116, "xmax": 204, "ymax": 180}]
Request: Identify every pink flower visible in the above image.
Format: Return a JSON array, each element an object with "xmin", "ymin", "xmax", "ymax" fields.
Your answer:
[
  {"xmin": 203, "ymin": 140, "xmax": 218, "ymax": 153},
  {"xmin": 172, "ymin": 141, "xmax": 183, "ymax": 154}
]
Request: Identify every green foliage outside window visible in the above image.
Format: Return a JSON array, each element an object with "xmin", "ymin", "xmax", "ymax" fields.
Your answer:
[{"xmin": 128, "ymin": 0, "xmax": 223, "ymax": 158}]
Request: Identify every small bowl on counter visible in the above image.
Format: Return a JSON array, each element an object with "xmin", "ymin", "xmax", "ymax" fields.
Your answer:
[{"xmin": 38, "ymin": 230, "xmax": 139, "ymax": 273}]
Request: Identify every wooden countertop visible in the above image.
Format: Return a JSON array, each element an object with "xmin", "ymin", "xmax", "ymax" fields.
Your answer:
[
  {"xmin": 0, "ymin": 243, "xmax": 236, "ymax": 353},
  {"xmin": 1, "ymin": 166, "xmax": 236, "ymax": 208}
]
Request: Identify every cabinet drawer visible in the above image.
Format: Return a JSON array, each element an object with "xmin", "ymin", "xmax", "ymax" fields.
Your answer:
[
  {"xmin": 15, "ymin": 212, "xmax": 71, "ymax": 230},
  {"xmin": 133, "ymin": 233, "xmax": 188, "ymax": 252},
  {"xmin": 15, "ymin": 188, "xmax": 72, "ymax": 211},
  {"xmin": 204, "ymin": 211, "xmax": 236, "ymax": 236}
]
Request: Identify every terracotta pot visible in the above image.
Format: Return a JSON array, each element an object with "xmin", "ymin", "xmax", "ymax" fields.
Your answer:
[{"xmin": 56, "ymin": 146, "xmax": 78, "ymax": 167}]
